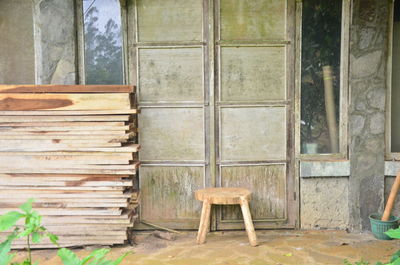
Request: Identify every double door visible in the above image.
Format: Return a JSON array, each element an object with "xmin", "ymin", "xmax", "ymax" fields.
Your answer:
[{"xmin": 130, "ymin": 0, "xmax": 297, "ymax": 230}]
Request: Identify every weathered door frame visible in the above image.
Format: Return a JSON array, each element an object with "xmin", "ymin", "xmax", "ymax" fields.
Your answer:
[
  {"xmin": 212, "ymin": 0, "xmax": 297, "ymax": 230},
  {"xmin": 127, "ymin": 0, "xmax": 299, "ymax": 230}
]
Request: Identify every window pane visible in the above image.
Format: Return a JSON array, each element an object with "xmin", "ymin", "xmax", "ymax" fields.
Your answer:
[
  {"xmin": 392, "ymin": 1, "xmax": 400, "ymax": 152},
  {"xmin": 301, "ymin": 0, "xmax": 342, "ymax": 154},
  {"xmin": 83, "ymin": 0, "xmax": 124, "ymax": 84},
  {"xmin": 0, "ymin": 0, "xmax": 35, "ymax": 84}
]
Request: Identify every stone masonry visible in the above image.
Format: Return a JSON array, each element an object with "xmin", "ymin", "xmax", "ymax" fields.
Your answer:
[
  {"xmin": 32, "ymin": 0, "xmax": 77, "ymax": 84},
  {"xmin": 348, "ymin": 0, "xmax": 389, "ymax": 231}
]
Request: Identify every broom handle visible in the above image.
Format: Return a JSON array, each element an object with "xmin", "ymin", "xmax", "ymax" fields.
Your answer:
[{"xmin": 382, "ymin": 172, "xmax": 400, "ymax": 221}]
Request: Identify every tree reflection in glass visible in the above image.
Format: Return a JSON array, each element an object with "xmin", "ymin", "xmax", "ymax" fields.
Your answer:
[
  {"xmin": 83, "ymin": 0, "xmax": 124, "ymax": 84},
  {"xmin": 301, "ymin": 0, "xmax": 342, "ymax": 154}
]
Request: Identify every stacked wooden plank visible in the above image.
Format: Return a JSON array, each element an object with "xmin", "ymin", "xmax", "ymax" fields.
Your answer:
[{"xmin": 0, "ymin": 85, "xmax": 140, "ymax": 248}]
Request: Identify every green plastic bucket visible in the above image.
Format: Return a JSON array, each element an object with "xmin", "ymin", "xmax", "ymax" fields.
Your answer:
[{"xmin": 369, "ymin": 214, "xmax": 399, "ymax": 240}]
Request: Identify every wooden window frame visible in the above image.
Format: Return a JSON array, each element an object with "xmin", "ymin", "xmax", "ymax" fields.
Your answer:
[
  {"xmin": 386, "ymin": 0, "xmax": 398, "ymax": 160},
  {"xmin": 295, "ymin": 0, "xmax": 351, "ymax": 161},
  {"xmin": 75, "ymin": 0, "xmax": 129, "ymax": 85}
]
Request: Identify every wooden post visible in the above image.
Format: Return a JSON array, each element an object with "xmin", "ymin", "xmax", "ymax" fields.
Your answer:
[
  {"xmin": 382, "ymin": 172, "xmax": 400, "ymax": 221},
  {"xmin": 322, "ymin": 65, "xmax": 339, "ymax": 153},
  {"xmin": 240, "ymin": 198, "xmax": 258, "ymax": 247},
  {"xmin": 196, "ymin": 199, "xmax": 212, "ymax": 244}
]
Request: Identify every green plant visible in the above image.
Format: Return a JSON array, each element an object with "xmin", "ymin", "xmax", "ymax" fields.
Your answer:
[
  {"xmin": 57, "ymin": 248, "xmax": 130, "ymax": 265},
  {"xmin": 0, "ymin": 199, "xmax": 58, "ymax": 265},
  {"xmin": 343, "ymin": 228, "xmax": 400, "ymax": 265},
  {"xmin": 375, "ymin": 250, "xmax": 400, "ymax": 265},
  {"xmin": 0, "ymin": 200, "xmax": 131, "ymax": 265}
]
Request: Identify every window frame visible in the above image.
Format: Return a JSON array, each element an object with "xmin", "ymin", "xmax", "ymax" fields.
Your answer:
[
  {"xmin": 386, "ymin": 0, "xmax": 398, "ymax": 160},
  {"xmin": 295, "ymin": 0, "xmax": 351, "ymax": 161},
  {"xmin": 75, "ymin": 0, "xmax": 129, "ymax": 85}
]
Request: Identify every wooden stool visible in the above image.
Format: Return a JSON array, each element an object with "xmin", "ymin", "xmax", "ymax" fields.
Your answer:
[{"xmin": 195, "ymin": 187, "xmax": 258, "ymax": 247}]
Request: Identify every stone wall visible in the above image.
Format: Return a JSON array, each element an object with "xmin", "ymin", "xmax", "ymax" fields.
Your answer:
[
  {"xmin": 348, "ymin": 0, "xmax": 389, "ymax": 231},
  {"xmin": 32, "ymin": 0, "xmax": 77, "ymax": 84}
]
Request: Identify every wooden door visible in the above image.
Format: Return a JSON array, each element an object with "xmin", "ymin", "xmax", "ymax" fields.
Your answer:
[
  {"xmin": 130, "ymin": 0, "xmax": 297, "ymax": 230},
  {"xmin": 214, "ymin": 0, "xmax": 296, "ymax": 229},
  {"xmin": 131, "ymin": 0, "xmax": 209, "ymax": 229}
]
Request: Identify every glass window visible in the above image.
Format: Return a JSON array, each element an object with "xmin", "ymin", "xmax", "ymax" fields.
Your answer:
[
  {"xmin": 301, "ymin": 0, "xmax": 342, "ymax": 154},
  {"xmin": 83, "ymin": 0, "xmax": 124, "ymax": 84},
  {"xmin": 0, "ymin": 0, "xmax": 35, "ymax": 84},
  {"xmin": 391, "ymin": 1, "xmax": 400, "ymax": 152}
]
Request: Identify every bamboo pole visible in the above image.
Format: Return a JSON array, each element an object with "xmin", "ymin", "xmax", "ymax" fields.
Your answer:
[
  {"xmin": 382, "ymin": 172, "xmax": 400, "ymax": 221},
  {"xmin": 322, "ymin": 65, "xmax": 339, "ymax": 153}
]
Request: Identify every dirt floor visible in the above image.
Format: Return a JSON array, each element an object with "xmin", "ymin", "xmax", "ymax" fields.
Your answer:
[{"xmin": 11, "ymin": 230, "xmax": 400, "ymax": 265}]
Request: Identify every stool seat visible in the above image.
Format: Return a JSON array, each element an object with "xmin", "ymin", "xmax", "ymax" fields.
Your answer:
[
  {"xmin": 195, "ymin": 187, "xmax": 258, "ymax": 247},
  {"xmin": 195, "ymin": 187, "xmax": 251, "ymax": 205}
]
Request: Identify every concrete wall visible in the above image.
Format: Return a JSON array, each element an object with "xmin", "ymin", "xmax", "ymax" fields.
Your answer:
[
  {"xmin": 300, "ymin": 162, "xmax": 350, "ymax": 229},
  {"xmin": 301, "ymin": 177, "xmax": 350, "ymax": 229},
  {"xmin": 0, "ymin": 0, "xmax": 35, "ymax": 84}
]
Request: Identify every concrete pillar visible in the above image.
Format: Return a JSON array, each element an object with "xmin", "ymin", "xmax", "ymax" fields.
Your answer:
[
  {"xmin": 32, "ymin": 0, "xmax": 77, "ymax": 84},
  {"xmin": 348, "ymin": 0, "xmax": 389, "ymax": 231}
]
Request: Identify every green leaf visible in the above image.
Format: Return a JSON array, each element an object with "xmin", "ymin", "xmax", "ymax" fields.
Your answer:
[
  {"xmin": 17, "ymin": 226, "xmax": 34, "ymax": 238},
  {"xmin": 393, "ymin": 257, "xmax": 400, "ymax": 265},
  {"xmin": 0, "ymin": 212, "xmax": 24, "ymax": 231},
  {"xmin": 385, "ymin": 229, "xmax": 400, "ymax": 239},
  {"xmin": 31, "ymin": 232, "xmax": 41, "ymax": 243},
  {"xmin": 0, "ymin": 239, "xmax": 16, "ymax": 265},
  {"xmin": 392, "ymin": 250, "xmax": 400, "ymax": 262},
  {"xmin": 84, "ymin": 249, "xmax": 109, "ymax": 265},
  {"xmin": 47, "ymin": 233, "xmax": 59, "ymax": 246},
  {"xmin": 19, "ymin": 199, "xmax": 34, "ymax": 214},
  {"xmin": 57, "ymin": 248, "xmax": 82, "ymax": 265}
]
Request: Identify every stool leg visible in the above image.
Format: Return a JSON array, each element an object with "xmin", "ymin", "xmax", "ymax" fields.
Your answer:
[
  {"xmin": 240, "ymin": 199, "xmax": 258, "ymax": 247},
  {"xmin": 197, "ymin": 200, "xmax": 212, "ymax": 244}
]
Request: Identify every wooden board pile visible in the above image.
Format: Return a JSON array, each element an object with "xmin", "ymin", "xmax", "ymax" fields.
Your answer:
[{"xmin": 0, "ymin": 85, "xmax": 140, "ymax": 248}]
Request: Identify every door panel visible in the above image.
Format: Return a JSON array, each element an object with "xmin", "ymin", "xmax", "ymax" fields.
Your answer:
[
  {"xmin": 136, "ymin": 0, "xmax": 203, "ymax": 42},
  {"xmin": 139, "ymin": 108, "xmax": 205, "ymax": 161},
  {"xmin": 216, "ymin": 0, "xmax": 294, "ymax": 229},
  {"xmin": 220, "ymin": 47, "xmax": 286, "ymax": 101},
  {"xmin": 134, "ymin": 0, "xmax": 207, "ymax": 229},
  {"xmin": 220, "ymin": 0, "xmax": 286, "ymax": 40},
  {"xmin": 140, "ymin": 166, "xmax": 204, "ymax": 229},
  {"xmin": 220, "ymin": 164, "xmax": 286, "ymax": 221},
  {"xmin": 138, "ymin": 48, "xmax": 204, "ymax": 102},
  {"xmin": 220, "ymin": 107, "xmax": 287, "ymax": 161}
]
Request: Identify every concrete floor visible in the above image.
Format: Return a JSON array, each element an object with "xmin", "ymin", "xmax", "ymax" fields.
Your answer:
[{"xmin": 11, "ymin": 230, "xmax": 400, "ymax": 265}]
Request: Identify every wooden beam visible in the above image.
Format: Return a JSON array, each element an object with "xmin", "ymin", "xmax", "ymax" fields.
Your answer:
[
  {"xmin": 0, "ymin": 93, "xmax": 131, "ymax": 111},
  {"xmin": 0, "ymin": 143, "xmax": 140, "ymax": 152},
  {"xmin": 0, "ymin": 85, "xmax": 135, "ymax": 93},
  {"xmin": 0, "ymin": 109, "xmax": 137, "ymax": 115},
  {"xmin": 0, "ymin": 115, "xmax": 131, "ymax": 122}
]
